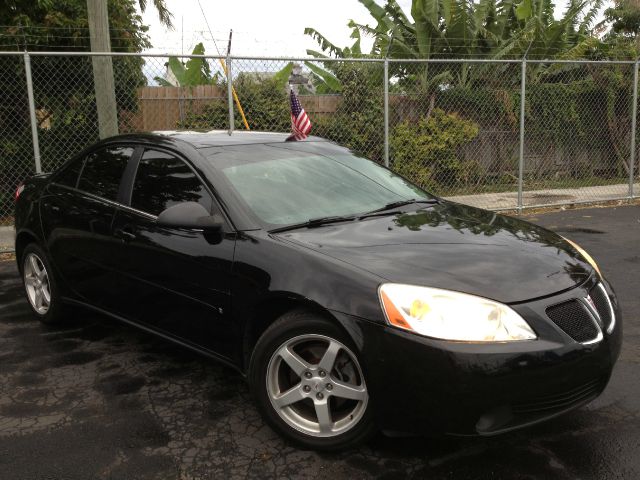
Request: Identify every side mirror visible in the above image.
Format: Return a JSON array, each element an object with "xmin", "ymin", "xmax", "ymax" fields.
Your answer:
[{"xmin": 156, "ymin": 202, "xmax": 223, "ymax": 233}]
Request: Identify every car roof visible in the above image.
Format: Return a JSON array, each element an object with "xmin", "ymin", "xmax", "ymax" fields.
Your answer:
[{"xmin": 108, "ymin": 130, "xmax": 328, "ymax": 149}]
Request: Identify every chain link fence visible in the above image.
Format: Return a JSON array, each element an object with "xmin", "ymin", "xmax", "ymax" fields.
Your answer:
[
  {"xmin": 1, "ymin": 52, "xmax": 639, "ymax": 230},
  {"xmin": 519, "ymin": 61, "xmax": 637, "ymax": 209},
  {"xmin": 0, "ymin": 55, "xmax": 31, "ymax": 226}
]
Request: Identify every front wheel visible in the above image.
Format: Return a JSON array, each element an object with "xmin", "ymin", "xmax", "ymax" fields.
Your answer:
[{"xmin": 249, "ymin": 311, "xmax": 375, "ymax": 450}]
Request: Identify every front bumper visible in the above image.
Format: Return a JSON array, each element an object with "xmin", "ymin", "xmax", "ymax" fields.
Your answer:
[{"xmin": 335, "ymin": 276, "xmax": 622, "ymax": 436}]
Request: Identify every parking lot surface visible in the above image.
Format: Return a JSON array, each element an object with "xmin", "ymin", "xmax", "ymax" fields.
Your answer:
[{"xmin": 1, "ymin": 204, "xmax": 639, "ymax": 479}]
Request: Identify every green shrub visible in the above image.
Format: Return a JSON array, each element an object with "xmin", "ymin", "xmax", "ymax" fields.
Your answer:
[
  {"xmin": 390, "ymin": 109, "xmax": 479, "ymax": 189},
  {"xmin": 314, "ymin": 63, "xmax": 385, "ymax": 162},
  {"xmin": 179, "ymin": 62, "xmax": 386, "ymax": 162},
  {"xmin": 437, "ymin": 87, "xmax": 518, "ymax": 129},
  {"xmin": 178, "ymin": 74, "xmax": 290, "ymax": 131}
]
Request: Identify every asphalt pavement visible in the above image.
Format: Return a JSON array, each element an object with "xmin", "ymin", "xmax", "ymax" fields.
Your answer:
[{"xmin": 0, "ymin": 204, "xmax": 638, "ymax": 479}]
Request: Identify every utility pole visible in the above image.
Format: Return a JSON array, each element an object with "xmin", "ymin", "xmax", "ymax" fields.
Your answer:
[{"xmin": 87, "ymin": 0, "xmax": 118, "ymax": 138}]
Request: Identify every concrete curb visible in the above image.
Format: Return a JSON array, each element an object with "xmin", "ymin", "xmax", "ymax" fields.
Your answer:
[{"xmin": 0, "ymin": 226, "xmax": 14, "ymax": 252}]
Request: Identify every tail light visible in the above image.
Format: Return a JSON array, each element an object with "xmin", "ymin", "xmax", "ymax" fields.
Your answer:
[{"xmin": 15, "ymin": 183, "xmax": 25, "ymax": 201}]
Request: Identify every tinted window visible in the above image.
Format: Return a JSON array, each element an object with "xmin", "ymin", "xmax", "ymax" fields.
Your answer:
[
  {"xmin": 55, "ymin": 157, "xmax": 84, "ymax": 188},
  {"xmin": 77, "ymin": 146, "xmax": 132, "ymax": 201},
  {"xmin": 131, "ymin": 149, "xmax": 212, "ymax": 216}
]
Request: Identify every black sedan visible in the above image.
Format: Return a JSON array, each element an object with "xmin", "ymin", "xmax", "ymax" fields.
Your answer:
[{"xmin": 14, "ymin": 131, "xmax": 621, "ymax": 450}]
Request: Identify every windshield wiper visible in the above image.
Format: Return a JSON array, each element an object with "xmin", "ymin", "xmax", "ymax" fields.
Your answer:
[
  {"xmin": 269, "ymin": 199, "xmax": 439, "ymax": 233},
  {"xmin": 269, "ymin": 215, "xmax": 356, "ymax": 233},
  {"xmin": 359, "ymin": 198, "xmax": 439, "ymax": 218}
]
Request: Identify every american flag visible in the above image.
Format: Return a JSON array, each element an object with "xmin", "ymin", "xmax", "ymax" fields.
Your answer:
[{"xmin": 288, "ymin": 89, "xmax": 312, "ymax": 141}]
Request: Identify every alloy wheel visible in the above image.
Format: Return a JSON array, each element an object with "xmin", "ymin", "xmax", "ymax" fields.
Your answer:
[
  {"xmin": 23, "ymin": 252, "xmax": 51, "ymax": 315},
  {"xmin": 266, "ymin": 334, "xmax": 368, "ymax": 437}
]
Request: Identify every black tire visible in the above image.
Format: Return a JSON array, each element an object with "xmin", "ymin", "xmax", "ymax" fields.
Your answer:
[
  {"xmin": 249, "ymin": 310, "xmax": 376, "ymax": 451},
  {"xmin": 20, "ymin": 243, "xmax": 65, "ymax": 324}
]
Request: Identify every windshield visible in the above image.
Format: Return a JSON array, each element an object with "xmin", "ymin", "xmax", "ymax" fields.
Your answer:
[{"xmin": 202, "ymin": 142, "xmax": 432, "ymax": 228}]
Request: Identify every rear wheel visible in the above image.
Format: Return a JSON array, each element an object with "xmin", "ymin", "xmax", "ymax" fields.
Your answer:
[
  {"xmin": 21, "ymin": 243, "xmax": 65, "ymax": 324},
  {"xmin": 249, "ymin": 311, "xmax": 375, "ymax": 450}
]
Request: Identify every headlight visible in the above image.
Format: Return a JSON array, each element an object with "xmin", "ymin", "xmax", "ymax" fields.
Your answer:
[
  {"xmin": 561, "ymin": 236, "xmax": 602, "ymax": 279},
  {"xmin": 378, "ymin": 284, "xmax": 537, "ymax": 342}
]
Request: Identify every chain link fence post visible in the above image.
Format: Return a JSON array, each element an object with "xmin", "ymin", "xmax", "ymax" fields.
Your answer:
[
  {"xmin": 23, "ymin": 52, "xmax": 41, "ymax": 174},
  {"xmin": 630, "ymin": 60, "xmax": 638, "ymax": 200},
  {"xmin": 383, "ymin": 59, "xmax": 390, "ymax": 168},
  {"xmin": 227, "ymin": 54, "xmax": 234, "ymax": 134},
  {"xmin": 517, "ymin": 58, "xmax": 527, "ymax": 213}
]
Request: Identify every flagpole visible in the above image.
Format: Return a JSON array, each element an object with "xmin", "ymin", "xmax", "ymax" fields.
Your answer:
[
  {"xmin": 383, "ymin": 58, "xmax": 389, "ymax": 167},
  {"xmin": 383, "ymin": 29, "xmax": 395, "ymax": 168},
  {"xmin": 226, "ymin": 35, "xmax": 234, "ymax": 135},
  {"xmin": 223, "ymin": 30, "xmax": 250, "ymax": 131},
  {"xmin": 196, "ymin": 5, "xmax": 250, "ymax": 131},
  {"xmin": 219, "ymin": 57, "xmax": 250, "ymax": 131}
]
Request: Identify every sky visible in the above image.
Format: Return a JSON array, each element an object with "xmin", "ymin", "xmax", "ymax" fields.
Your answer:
[
  {"xmin": 139, "ymin": 0, "xmax": 594, "ymax": 58},
  {"xmin": 140, "ymin": 0, "xmax": 407, "ymax": 57}
]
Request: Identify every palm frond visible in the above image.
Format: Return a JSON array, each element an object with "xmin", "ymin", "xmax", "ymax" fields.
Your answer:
[
  {"xmin": 273, "ymin": 62, "xmax": 295, "ymax": 89},
  {"xmin": 304, "ymin": 61, "xmax": 342, "ymax": 93},
  {"xmin": 153, "ymin": 76, "xmax": 175, "ymax": 87},
  {"xmin": 305, "ymin": 49, "xmax": 330, "ymax": 59},
  {"xmin": 304, "ymin": 27, "xmax": 344, "ymax": 58},
  {"xmin": 385, "ymin": 0, "xmax": 413, "ymax": 29},
  {"xmin": 579, "ymin": 0, "xmax": 605, "ymax": 35},
  {"xmin": 137, "ymin": 0, "xmax": 174, "ymax": 29},
  {"xmin": 357, "ymin": 0, "xmax": 395, "ymax": 30}
]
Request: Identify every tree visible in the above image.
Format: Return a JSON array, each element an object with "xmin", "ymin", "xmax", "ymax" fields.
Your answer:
[
  {"xmin": 0, "ymin": 0, "xmax": 151, "ymax": 52},
  {"xmin": 0, "ymin": 0, "xmax": 150, "ymax": 120},
  {"xmin": 604, "ymin": 0, "xmax": 640, "ymax": 39},
  {"xmin": 596, "ymin": 0, "xmax": 640, "ymax": 59},
  {"xmin": 0, "ymin": 0, "xmax": 150, "ymax": 196},
  {"xmin": 305, "ymin": 0, "xmax": 606, "ymax": 90},
  {"xmin": 137, "ymin": 0, "xmax": 173, "ymax": 29},
  {"xmin": 308, "ymin": 0, "xmax": 604, "ymax": 61}
]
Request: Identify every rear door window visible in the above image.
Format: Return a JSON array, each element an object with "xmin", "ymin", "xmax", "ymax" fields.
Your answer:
[
  {"xmin": 77, "ymin": 146, "xmax": 133, "ymax": 201},
  {"xmin": 130, "ymin": 149, "xmax": 213, "ymax": 216}
]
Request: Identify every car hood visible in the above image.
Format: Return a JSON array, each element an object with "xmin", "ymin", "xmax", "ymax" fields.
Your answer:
[{"xmin": 276, "ymin": 201, "xmax": 593, "ymax": 304}]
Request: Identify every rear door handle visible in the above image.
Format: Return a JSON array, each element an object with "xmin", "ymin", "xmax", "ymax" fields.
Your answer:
[
  {"xmin": 42, "ymin": 202, "xmax": 60, "ymax": 213},
  {"xmin": 114, "ymin": 227, "xmax": 136, "ymax": 242}
]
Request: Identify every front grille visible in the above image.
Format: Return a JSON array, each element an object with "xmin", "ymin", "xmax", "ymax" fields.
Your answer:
[
  {"xmin": 589, "ymin": 284, "xmax": 614, "ymax": 332},
  {"xmin": 546, "ymin": 300, "xmax": 599, "ymax": 343},
  {"xmin": 512, "ymin": 378, "xmax": 603, "ymax": 415}
]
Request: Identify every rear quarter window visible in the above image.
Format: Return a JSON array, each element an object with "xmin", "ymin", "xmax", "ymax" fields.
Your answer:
[
  {"xmin": 77, "ymin": 146, "xmax": 133, "ymax": 201},
  {"xmin": 54, "ymin": 157, "xmax": 84, "ymax": 188}
]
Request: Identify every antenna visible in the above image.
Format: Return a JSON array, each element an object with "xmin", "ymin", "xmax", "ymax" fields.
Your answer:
[
  {"xmin": 196, "ymin": 0, "xmax": 250, "ymax": 131},
  {"xmin": 226, "ymin": 29, "xmax": 234, "ymax": 135},
  {"xmin": 197, "ymin": 0, "xmax": 223, "ymax": 57}
]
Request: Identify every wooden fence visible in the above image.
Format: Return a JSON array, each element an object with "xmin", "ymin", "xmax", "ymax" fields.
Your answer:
[
  {"xmin": 130, "ymin": 85, "xmax": 226, "ymax": 131},
  {"xmin": 128, "ymin": 86, "xmax": 341, "ymax": 131}
]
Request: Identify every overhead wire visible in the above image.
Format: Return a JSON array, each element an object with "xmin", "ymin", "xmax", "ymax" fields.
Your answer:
[{"xmin": 195, "ymin": 0, "xmax": 249, "ymax": 130}]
